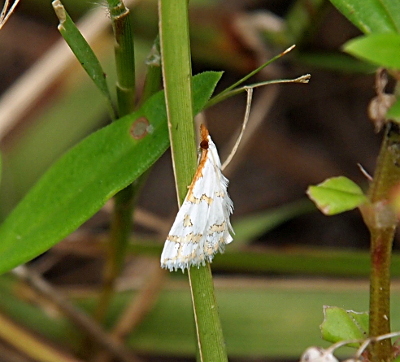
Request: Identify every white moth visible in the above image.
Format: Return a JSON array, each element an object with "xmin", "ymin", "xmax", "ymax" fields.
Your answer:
[
  {"xmin": 161, "ymin": 124, "xmax": 234, "ymax": 272},
  {"xmin": 300, "ymin": 347, "xmax": 339, "ymax": 362}
]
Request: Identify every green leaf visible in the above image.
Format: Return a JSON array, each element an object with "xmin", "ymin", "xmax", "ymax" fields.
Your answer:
[
  {"xmin": 330, "ymin": 0, "xmax": 400, "ymax": 34},
  {"xmin": 307, "ymin": 176, "xmax": 368, "ymax": 215},
  {"xmin": 0, "ymin": 71, "xmax": 222, "ymax": 275},
  {"xmin": 387, "ymin": 98, "xmax": 400, "ymax": 123},
  {"xmin": 344, "ymin": 33, "xmax": 400, "ymax": 70},
  {"xmin": 321, "ymin": 306, "xmax": 368, "ymax": 346}
]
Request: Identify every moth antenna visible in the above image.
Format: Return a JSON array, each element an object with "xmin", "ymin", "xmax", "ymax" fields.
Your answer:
[
  {"xmin": 221, "ymin": 87, "xmax": 253, "ymax": 171},
  {"xmin": 0, "ymin": 0, "xmax": 21, "ymax": 29},
  {"xmin": 357, "ymin": 163, "xmax": 373, "ymax": 181}
]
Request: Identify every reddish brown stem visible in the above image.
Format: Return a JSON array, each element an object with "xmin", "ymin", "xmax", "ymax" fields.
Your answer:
[
  {"xmin": 369, "ymin": 228, "xmax": 394, "ymax": 362},
  {"xmin": 363, "ymin": 122, "xmax": 400, "ymax": 362}
]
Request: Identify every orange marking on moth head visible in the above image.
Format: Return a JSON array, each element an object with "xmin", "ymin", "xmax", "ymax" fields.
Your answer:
[
  {"xmin": 200, "ymin": 124, "xmax": 209, "ymax": 149},
  {"xmin": 187, "ymin": 125, "xmax": 210, "ymax": 197}
]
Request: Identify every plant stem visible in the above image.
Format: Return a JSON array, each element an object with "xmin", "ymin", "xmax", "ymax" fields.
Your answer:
[
  {"xmin": 369, "ymin": 227, "xmax": 394, "ymax": 362},
  {"xmin": 158, "ymin": 1, "xmax": 197, "ymax": 193},
  {"xmin": 140, "ymin": 36, "xmax": 162, "ymax": 105},
  {"xmin": 159, "ymin": 1, "xmax": 228, "ymax": 361},
  {"xmin": 94, "ymin": 183, "xmax": 137, "ymax": 322},
  {"xmin": 362, "ymin": 122, "xmax": 400, "ymax": 362},
  {"xmin": 108, "ymin": 0, "xmax": 135, "ymax": 116},
  {"xmin": 95, "ymin": 0, "xmax": 136, "ymax": 323},
  {"xmin": 94, "ymin": 30, "xmax": 161, "ymax": 360},
  {"xmin": 188, "ymin": 265, "xmax": 229, "ymax": 362}
]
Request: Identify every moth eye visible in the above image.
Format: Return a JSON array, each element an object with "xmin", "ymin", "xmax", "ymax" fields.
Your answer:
[{"xmin": 200, "ymin": 140, "xmax": 209, "ymax": 150}]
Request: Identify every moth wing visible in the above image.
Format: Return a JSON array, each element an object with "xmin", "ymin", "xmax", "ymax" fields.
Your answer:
[
  {"xmin": 207, "ymin": 138, "xmax": 234, "ymax": 234},
  {"xmin": 160, "ymin": 185, "xmax": 210, "ymax": 272},
  {"xmin": 160, "ymin": 135, "xmax": 234, "ymax": 272},
  {"xmin": 202, "ymin": 164, "xmax": 233, "ymax": 260}
]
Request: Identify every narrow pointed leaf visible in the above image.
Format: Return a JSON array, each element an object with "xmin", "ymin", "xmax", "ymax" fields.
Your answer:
[
  {"xmin": 232, "ymin": 199, "xmax": 315, "ymax": 245},
  {"xmin": 0, "ymin": 71, "xmax": 222, "ymax": 275},
  {"xmin": 53, "ymin": 0, "xmax": 116, "ymax": 119},
  {"xmin": 307, "ymin": 176, "xmax": 368, "ymax": 215}
]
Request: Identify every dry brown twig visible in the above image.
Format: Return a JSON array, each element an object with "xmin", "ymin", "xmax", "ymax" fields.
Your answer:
[
  {"xmin": 0, "ymin": 310, "xmax": 83, "ymax": 362},
  {"xmin": 93, "ymin": 259, "xmax": 165, "ymax": 362},
  {"xmin": 0, "ymin": 0, "xmax": 20, "ymax": 30},
  {"xmin": 12, "ymin": 265, "xmax": 141, "ymax": 362}
]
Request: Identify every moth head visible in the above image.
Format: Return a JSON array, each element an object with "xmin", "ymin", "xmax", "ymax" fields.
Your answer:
[{"xmin": 200, "ymin": 139, "xmax": 209, "ymax": 150}]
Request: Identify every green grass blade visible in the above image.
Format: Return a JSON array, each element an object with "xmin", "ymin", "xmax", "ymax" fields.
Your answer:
[
  {"xmin": 232, "ymin": 199, "xmax": 315, "ymax": 245},
  {"xmin": 52, "ymin": 0, "xmax": 116, "ymax": 120},
  {"xmin": 207, "ymin": 47, "xmax": 295, "ymax": 108}
]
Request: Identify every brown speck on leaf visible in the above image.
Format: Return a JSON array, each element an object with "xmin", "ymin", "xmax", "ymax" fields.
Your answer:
[{"xmin": 130, "ymin": 117, "xmax": 150, "ymax": 139}]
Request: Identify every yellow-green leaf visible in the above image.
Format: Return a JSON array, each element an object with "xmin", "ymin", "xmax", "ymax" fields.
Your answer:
[
  {"xmin": 307, "ymin": 176, "xmax": 368, "ymax": 215},
  {"xmin": 344, "ymin": 33, "xmax": 400, "ymax": 70}
]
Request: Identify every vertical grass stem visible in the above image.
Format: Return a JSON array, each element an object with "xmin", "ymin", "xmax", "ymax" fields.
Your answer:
[{"xmin": 159, "ymin": 1, "xmax": 228, "ymax": 360}]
